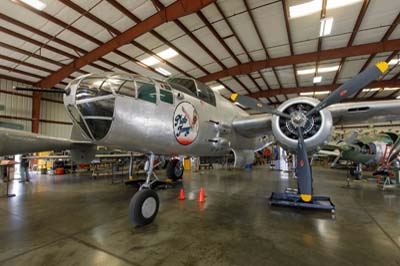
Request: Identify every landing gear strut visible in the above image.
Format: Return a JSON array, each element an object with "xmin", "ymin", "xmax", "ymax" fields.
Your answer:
[{"xmin": 128, "ymin": 154, "xmax": 160, "ymax": 225}]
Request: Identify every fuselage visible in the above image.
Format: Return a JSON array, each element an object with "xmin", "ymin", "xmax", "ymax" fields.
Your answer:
[{"xmin": 63, "ymin": 73, "xmax": 268, "ymax": 156}]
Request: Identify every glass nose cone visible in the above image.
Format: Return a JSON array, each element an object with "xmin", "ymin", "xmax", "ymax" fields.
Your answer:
[{"xmin": 67, "ymin": 76, "xmax": 116, "ymax": 140}]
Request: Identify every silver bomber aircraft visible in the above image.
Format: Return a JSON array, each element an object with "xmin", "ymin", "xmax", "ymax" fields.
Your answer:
[{"xmin": 1, "ymin": 61, "xmax": 400, "ymax": 225}]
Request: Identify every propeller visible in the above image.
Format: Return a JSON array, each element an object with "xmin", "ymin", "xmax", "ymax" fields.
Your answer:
[
  {"xmin": 307, "ymin": 62, "xmax": 388, "ymax": 116},
  {"xmin": 230, "ymin": 94, "xmax": 291, "ymax": 119},
  {"xmin": 230, "ymin": 62, "xmax": 389, "ymax": 202},
  {"xmin": 296, "ymin": 127, "xmax": 312, "ymax": 200},
  {"xmin": 386, "ymin": 137, "xmax": 400, "ymax": 165},
  {"xmin": 14, "ymin": 87, "xmax": 65, "ymax": 94}
]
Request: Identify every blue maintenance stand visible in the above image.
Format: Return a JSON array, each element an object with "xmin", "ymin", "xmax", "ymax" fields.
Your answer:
[{"xmin": 269, "ymin": 192, "xmax": 335, "ymax": 213}]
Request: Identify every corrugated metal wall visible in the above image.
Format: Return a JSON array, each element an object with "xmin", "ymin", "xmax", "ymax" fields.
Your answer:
[
  {"xmin": 0, "ymin": 78, "xmax": 72, "ymax": 138},
  {"xmin": 0, "ymin": 78, "xmax": 32, "ymax": 131},
  {"xmin": 39, "ymin": 92, "xmax": 72, "ymax": 138}
]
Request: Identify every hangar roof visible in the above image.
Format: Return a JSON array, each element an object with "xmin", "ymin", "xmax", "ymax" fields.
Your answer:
[{"xmin": 0, "ymin": 0, "xmax": 399, "ymax": 112}]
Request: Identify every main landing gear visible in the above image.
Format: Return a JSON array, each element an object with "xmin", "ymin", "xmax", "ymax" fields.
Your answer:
[{"xmin": 128, "ymin": 155, "xmax": 184, "ymax": 225}]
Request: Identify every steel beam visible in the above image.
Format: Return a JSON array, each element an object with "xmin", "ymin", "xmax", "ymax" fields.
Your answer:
[
  {"xmin": 358, "ymin": 11, "xmax": 400, "ymax": 73},
  {"xmin": 107, "ymin": 0, "xmax": 233, "ymax": 95},
  {"xmin": 243, "ymin": 0, "xmax": 282, "ymax": 89},
  {"xmin": 245, "ymin": 80, "xmax": 400, "ymax": 99},
  {"xmin": 214, "ymin": 2, "xmax": 269, "ymax": 99},
  {"xmin": 332, "ymin": 0, "xmax": 369, "ymax": 84},
  {"xmin": 58, "ymin": 0, "xmax": 188, "ymax": 77},
  {"xmin": 282, "ymin": 0, "xmax": 299, "ymax": 89},
  {"xmin": 0, "ymin": 13, "xmax": 134, "ymax": 75},
  {"xmin": 36, "ymin": 0, "xmax": 215, "ymax": 88},
  {"xmin": 196, "ymin": 10, "xmax": 251, "ymax": 93},
  {"xmin": 199, "ymin": 39, "xmax": 400, "ymax": 83},
  {"xmin": 31, "ymin": 92, "xmax": 41, "ymax": 133}
]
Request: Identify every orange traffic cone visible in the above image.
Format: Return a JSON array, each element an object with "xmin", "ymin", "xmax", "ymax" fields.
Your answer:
[
  {"xmin": 179, "ymin": 188, "xmax": 185, "ymax": 200},
  {"xmin": 198, "ymin": 187, "xmax": 205, "ymax": 202}
]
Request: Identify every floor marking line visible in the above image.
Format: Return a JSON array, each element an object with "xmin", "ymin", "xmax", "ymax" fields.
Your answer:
[
  {"xmin": 0, "ymin": 235, "xmax": 71, "ymax": 264},
  {"xmin": 69, "ymin": 236, "xmax": 143, "ymax": 266}
]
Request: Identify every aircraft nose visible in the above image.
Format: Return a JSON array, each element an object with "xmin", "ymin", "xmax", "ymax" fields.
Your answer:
[{"xmin": 65, "ymin": 75, "xmax": 117, "ymax": 140}]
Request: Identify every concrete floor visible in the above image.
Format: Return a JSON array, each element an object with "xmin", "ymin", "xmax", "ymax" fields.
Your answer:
[{"xmin": 1, "ymin": 166, "xmax": 400, "ymax": 266}]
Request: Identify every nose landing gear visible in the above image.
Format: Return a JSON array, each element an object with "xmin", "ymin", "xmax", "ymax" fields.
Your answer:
[
  {"xmin": 128, "ymin": 188, "xmax": 159, "ymax": 225},
  {"xmin": 128, "ymin": 154, "xmax": 160, "ymax": 226}
]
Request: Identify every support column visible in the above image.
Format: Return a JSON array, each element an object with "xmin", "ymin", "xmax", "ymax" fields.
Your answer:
[{"xmin": 32, "ymin": 92, "xmax": 42, "ymax": 133}]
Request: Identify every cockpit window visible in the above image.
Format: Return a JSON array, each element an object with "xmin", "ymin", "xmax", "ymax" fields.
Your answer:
[
  {"xmin": 118, "ymin": 80, "xmax": 136, "ymax": 97},
  {"xmin": 197, "ymin": 82, "xmax": 216, "ymax": 106},
  {"xmin": 166, "ymin": 77, "xmax": 216, "ymax": 106},
  {"xmin": 137, "ymin": 81, "xmax": 157, "ymax": 104},
  {"xmin": 67, "ymin": 105, "xmax": 91, "ymax": 138},
  {"xmin": 168, "ymin": 83, "xmax": 196, "ymax": 97},
  {"xmin": 167, "ymin": 78, "xmax": 197, "ymax": 96},
  {"xmin": 76, "ymin": 77, "xmax": 113, "ymax": 100},
  {"xmin": 77, "ymin": 99, "xmax": 115, "ymax": 117},
  {"xmin": 159, "ymin": 83, "xmax": 173, "ymax": 104}
]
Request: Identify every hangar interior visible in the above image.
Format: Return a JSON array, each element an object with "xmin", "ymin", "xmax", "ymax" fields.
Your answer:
[{"xmin": 0, "ymin": 0, "xmax": 400, "ymax": 265}]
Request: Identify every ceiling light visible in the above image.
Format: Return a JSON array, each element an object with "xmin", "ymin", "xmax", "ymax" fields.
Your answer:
[
  {"xmin": 297, "ymin": 65, "xmax": 339, "ymax": 75},
  {"xmin": 389, "ymin": 59, "xmax": 399, "ymax": 65},
  {"xmin": 155, "ymin": 67, "xmax": 171, "ymax": 76},
  {"xmin": 396, "ymin": 95, "xmax": 400, "ymax": 99},
  {"xmin": 157, "ymin": 48, "xmax": 178, "ymax": 59},
  {"xmin": 289, "ymin": 0, "xmax": 322, "ymax": 18},
  {"xmin": 320, "ymin": 17, "xmax": 334, "ymax": 36},
  {"xmin": 297, "ymin": 68, "xmax": 316, "ymax": 75},
  {"xmin": 362, "ymin": 88, "xmax": 380, "ymax": 92},
  {"xmin": 300, "ymin": 92, "xmax": 314, "ymax": 96},
  {"xmin": 140, "ymin": 48, "xmax": 178, "ymax": 66},
  {"xmin": 17, "ymin": 0, "xmax": 46, "ymax": 10},
  {"xmin": 211, "ymin": 85, "xmax": 225, "ymax": 91},
  {"xmin": 313, "ymin": 76, "xmax": 322, "ymax": 83},
  {"xmin": 300, "ymin": 91, "xmax": 330, "ymax": 96},
  {"xmin": 141, "ymin": 56, "xmax": 160, "ymax": 66},
  {"xmin": 289, "ymin": 0, "xmax": 362, "ymax": 19},
  {"xmin": 383, "ymin": 87, "xmax": 399, "ymax": 91},
  {"xmin": 318, "ymin": 65, "xmax": 339, "ymax": 73},
  {"xmin": 314, "ymin": 91, "xmax": 330, "ymax": 95},
  {"xmin": 327, "ymin": 0, "xmax": 363, "ymax": 9}
]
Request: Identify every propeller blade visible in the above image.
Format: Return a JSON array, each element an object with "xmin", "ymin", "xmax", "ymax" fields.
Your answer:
[
  {"xmin": 14, "ymin": 87, "xmax": 65, "ymax": 94},
  {"xmin": 230, "ymin": 94, "xmax": 291, "ymax": 119},
  {"xmin": 387, "ymin": 138, "xmax": 400, "ymax": 164},
  {"xmin": 308, "ymin": 62, "xmax": 388, "ymax": 116},
  {"xmin": 295, "ymin": 127, "xmax": 313, "ymax": 202}
]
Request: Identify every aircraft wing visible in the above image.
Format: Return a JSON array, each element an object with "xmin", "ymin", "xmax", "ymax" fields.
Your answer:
[
  {"xmin": 0, "ymin": 128, "xmax": 91, "ymax": 156},
  {"xmin": 231, "ymin": 114, "xmax": 273, "ymax": 138},
  {"xmin": 328, "ymin": 100, "xmax": 400, "ymax": 125},
  {"xmin": 232, "ymin": 100, "xmax": 400, "ymax": 138}
]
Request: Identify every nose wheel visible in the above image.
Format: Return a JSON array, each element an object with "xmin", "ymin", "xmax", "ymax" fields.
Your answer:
[
  {"xmin": 128, "ymin": 153, "xmax": 161, "ymax": 225},
  {"xmin": 128, "ymin": 188, "xmax": 159, "ymax": 225}
]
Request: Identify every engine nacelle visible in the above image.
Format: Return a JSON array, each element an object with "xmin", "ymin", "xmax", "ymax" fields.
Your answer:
[
  {"xmin": 272, "ymin": 97, "xmax": 333, "ymax": 153},
  {"xmin": 369, "ymin": 141, "xmax": 389, "ymax": 163},
  {"xmin": 231, "ymin": 149, "xmax": 255, "ymax": 168}
]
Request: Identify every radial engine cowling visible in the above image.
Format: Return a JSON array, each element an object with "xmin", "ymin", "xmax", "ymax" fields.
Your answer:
[{"xmin": 272, "ymin": 97, "xmax": 333, "ymax": 153}]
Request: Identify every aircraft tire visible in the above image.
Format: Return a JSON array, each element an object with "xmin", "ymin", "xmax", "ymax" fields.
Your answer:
[
  {"xmin": 128, "ymin": 189, "xmax": 159, "ymax": 226},
  {"xmin": 349, "ymin": 168, "xmax": 362, "ymax": 180},
  {"xmin": 167, "ymin": 159, "xmax": 183, "ymax": 181}
]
